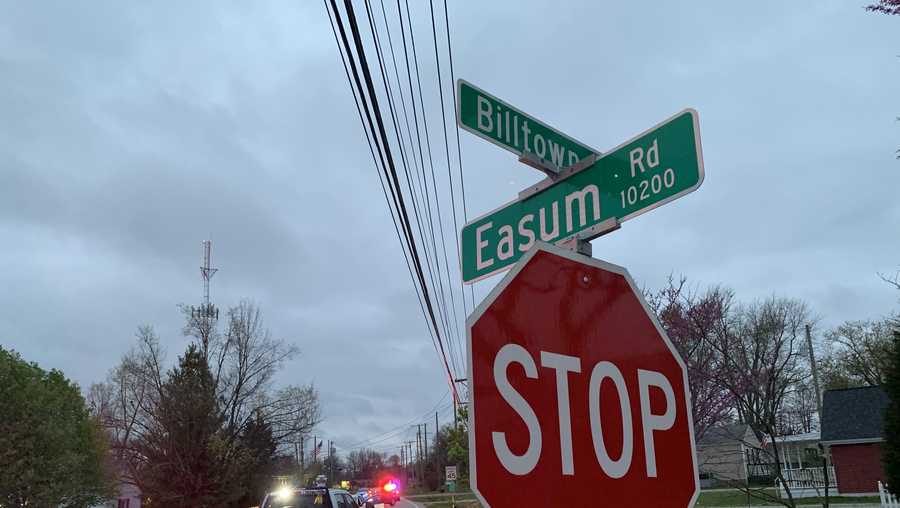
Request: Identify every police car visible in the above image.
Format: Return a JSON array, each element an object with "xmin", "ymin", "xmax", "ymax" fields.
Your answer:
[
  {"xmin": 260, "ymin": 487, "xmax": 358, "ymax": 508},
  {"xmin": 362, "ymin": 480, "xmax": 400, "ymax": 507}
]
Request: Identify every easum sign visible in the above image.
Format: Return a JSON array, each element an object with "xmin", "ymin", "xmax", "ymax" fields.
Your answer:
[
  {"xmin": 468, "ymin": 243, "xmax": 699, "ymax": 508},
  {"xmin": 460, "ymin": 109, "xmax": 703, "ymax": 283}
]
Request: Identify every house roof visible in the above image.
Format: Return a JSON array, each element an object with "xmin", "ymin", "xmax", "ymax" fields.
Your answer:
[
  {"xmin": 699, "ymin": 423, "xmax": 755, "ymax": 446},
  {"xmin": 821, "ymin": 385, "xmax": 889, "ymax": 443},
  {"xmin": 768, "ymin": 431, "xmax": 821, "ymax": 444}
]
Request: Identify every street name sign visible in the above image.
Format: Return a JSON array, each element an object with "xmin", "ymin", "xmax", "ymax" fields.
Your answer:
[
  {"xmin": 467, "ymin": 243, "xmax": 699, "ymax": 507},
  {"xmin": 457, "ymin": 79, "xmax": 598, "ymax": 171},
  {"xmin": 460, "ymin": 108, "xmax": 703, "ymax": 283}
]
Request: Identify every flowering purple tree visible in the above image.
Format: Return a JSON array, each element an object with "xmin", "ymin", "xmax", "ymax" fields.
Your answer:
[{"xmin": 646, "ymin": 277, "xmax": 735, "ymax": 442}]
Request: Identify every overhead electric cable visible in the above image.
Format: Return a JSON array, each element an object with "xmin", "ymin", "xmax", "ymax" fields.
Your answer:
[
  {"xmin": 336, "ymin": 0, "xmax": 458, "ymax": 401},
  {"xmin": 323, "ymin": 0, "xmax": 443, "ymax": 370},
  {"xmin": 325, "ymin": 0, "xmax": 457, "ymax": 397}
]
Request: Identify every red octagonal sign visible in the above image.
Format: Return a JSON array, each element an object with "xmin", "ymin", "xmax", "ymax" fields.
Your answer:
[{"xmin": 467, "ymin": 243, "xmax": 698, "ymax": 507}]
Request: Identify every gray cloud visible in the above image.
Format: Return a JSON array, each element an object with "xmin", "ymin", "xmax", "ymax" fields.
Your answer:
[{"xmin": 1, "ymin": 0, "xmax": 898, "ymax": 455}]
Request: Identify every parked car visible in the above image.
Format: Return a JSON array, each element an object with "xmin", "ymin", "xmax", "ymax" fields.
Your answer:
[
  {"xmin": 354, "ymin": 488, "xmax": 370, "ymax": 505},
  {"xmin": 260, "ymin": 487, "xmax": 357, "ymax": 508},
  {"xmin": 363, "ymin": 480, "xmax": 400, "ymax": 507}
]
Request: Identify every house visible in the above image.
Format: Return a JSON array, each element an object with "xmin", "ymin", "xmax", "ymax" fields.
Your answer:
[
  {"xmin": 89, "ymin": 481, "xmax": 141, "ymax": 508},
  {"xmin": 697, "ymin": 423, "xmax": 761, "ymax": 486},
  {"xmin": 113, "ymin": 483, "xmax": 141, "ymax": 508},
  {"xmin": 765, "ymin": 432, "xmax": 834, "ymax": 498},
  {"xmin": 821, "ymin": 385, "xmax": 890, "ymax": 495},
  {"xmin": 698, "ymin": 422, "xmax": 833, "ymax": 496}
]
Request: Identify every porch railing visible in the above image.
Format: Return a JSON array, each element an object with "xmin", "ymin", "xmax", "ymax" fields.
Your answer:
[
  {"xmin": 881, "ymin": 481, "xmax": 900, "ymax": 508},
  {"xmin": 774, "ymin": 466, "xmax": 837, "ymax": 498}
]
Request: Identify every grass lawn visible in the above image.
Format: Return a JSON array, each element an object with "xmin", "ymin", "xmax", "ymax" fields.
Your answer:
[
  {"xmin": 408, "ymin": 488, "xmax": 880, "ymax": 507},
  {"xmin": 696, "ymin": 489, "xmax": 881, "ymax": 506}
]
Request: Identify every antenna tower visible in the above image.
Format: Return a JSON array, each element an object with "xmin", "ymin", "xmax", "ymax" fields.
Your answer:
[{"xmin": 192, "ymin": 239, "xmax": 219, "ymax": 354}]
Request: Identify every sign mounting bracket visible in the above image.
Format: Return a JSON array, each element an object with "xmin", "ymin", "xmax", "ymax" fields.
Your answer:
[
  {"xmin": 558, "ymin": 216, "xmax": 620, "ymax": 256},
  {"xmin": 518, "ymin": 153, "xmax": 599, "ymax": 200}
]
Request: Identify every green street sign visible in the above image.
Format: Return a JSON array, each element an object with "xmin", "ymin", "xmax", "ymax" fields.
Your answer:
[
  {"xmin": 460, "ymin": 109, "xmax": 704, "ymax": 283},
  {"xmin": 457, "ymin": 79, "xmax": 598, "ymax": 170}
]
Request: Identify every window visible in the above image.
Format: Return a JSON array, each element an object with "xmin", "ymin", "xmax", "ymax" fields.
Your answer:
[{"xmin": 117, "ymin": 499, "xmax": 130, "ymax": 508}]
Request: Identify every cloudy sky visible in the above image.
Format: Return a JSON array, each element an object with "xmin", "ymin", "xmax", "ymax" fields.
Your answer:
[{"xmin": 1, "ymin": 1, "xmax": 898, "ymax": 457}]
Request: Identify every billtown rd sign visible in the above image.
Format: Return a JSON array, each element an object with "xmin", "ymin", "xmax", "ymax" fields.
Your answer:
[
  {"xmin": 460, "ymin": 108, "xmax": 704, "ymax": 283},
  {"xmin": 457, "ymin": 79, "xmax": 598, "ymax": 171},
  {"xmin": 467, "ymin": 243, "xmax": 699, "ymax": 507}
]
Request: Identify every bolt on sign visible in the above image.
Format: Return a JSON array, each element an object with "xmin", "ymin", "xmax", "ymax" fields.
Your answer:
[
  {"xmin": 460, "ymin": 109, "xmax": 704, "ymax": 283},
  {"xmin": 457, "ymin": 79, "xmax": 598, "ymax": 170}
]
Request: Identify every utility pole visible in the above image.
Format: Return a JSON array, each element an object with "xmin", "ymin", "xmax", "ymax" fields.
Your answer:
[
  {"xmin": 453, "ymin": 378, "xmax": 467, "ymax": 428},
  {"xmin": 328, "ymin": 440, "xmax": 333, "ymax": 484},
  {"xmin": 416, "ymin": 425, "xmax": 422, "ymax": 486},
  {"xmin": 435, "ymin": 411, "xmax": 441, "ymax": 485},
  {"xmin": 409, "ymin": 440, "xmax": 415, "ymax": 482},
  {"xmin": 805, "ymin": 324, "xmax": 823, "ymax": 416},
  {"xmin": 424, "ymin": 423, "xmax": 429, "ymax": 464},
  {"xmin": 299, "ymin": 436, "xmax": 305, "ymax": 484},
  {"xmin": 806, "ymin": 323, "xmax": 830, "ymax": 506},
  {"xmin": 405, "ymin": 441, "xmax": 415, "ymax": 484}
]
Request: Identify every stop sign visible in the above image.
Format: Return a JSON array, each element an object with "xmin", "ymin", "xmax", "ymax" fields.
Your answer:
[{"xmin": 467, "ymin": 243, "xmax": 698, "ymax": 507}]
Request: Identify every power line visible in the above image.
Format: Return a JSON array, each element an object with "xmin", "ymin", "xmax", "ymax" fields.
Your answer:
[
  {"xmin": 327, "ymin": 0, "xmax": 458, "ymax": 402},
  {"xmin": 323, "ymin": 0, "xmax": 445, "ymax": 375},
  {"xmin": 428, "ymin": 0, "xmax": 466, "ymax": 372},
  {"xmin": 441, "ymin": 0, "xmax": 477, "ymax": 312},
  {"xmin": 362, "ymin": 0, "xmax": 460, "ymax": 379},
  {"xmin": 402, "ymin": 0, "xmax": 466, "ymax": 377},
  {"xmin": 335, "ymin": 396, "xmax": 453, "ymax": 453}
]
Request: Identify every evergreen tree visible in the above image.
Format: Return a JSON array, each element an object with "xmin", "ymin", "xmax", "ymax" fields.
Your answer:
[
  {"xmin": 137, "ymin": 344, "xmax": 240, "ymax": 507},
  {"xmin": 235, "ymin": 412, "xmax": 278, "ymax": 506},
  {"xmin": 885, "ymin": 327, "xmax": 900, "ymax": 494}
]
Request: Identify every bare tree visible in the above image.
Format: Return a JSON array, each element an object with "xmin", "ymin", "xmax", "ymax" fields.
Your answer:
[
  {"xmin": 778, "ymin": 380, "xmax": 818, "ymax": 434},
  {"xmin": 822, "ymin": 318, "xmax": 896, "ymax": 387},
  {"xmin": 264, "ymin": 385, "xmax": 322, "ymax": 445},
  {"xmin": 708, "ymin": 297, "xmax": 814, "ymax": 508},
  {"xmin": 88, "ymin": 326, "xmax": 167, "ymax": 493},
  {"xmin": 94, "ymin": 303, "xmax": 322, "ymax": 494},
  {"xmin": 881, "ymin": 269, "xmax": 900, "ymax": 292},
  {"xmin": 867, "ymin": 0, "xmax": 900, "ymax": 15},
  {"xmin": 346, "ymin": 449, "xmax": 386, "ymax": 479},
  {"xmin": 646, "ymin": 276, "xmax": 735, "ymax": 441},
  {"xmin": 179, "ymin": 300, "xmax": 322, "ymax": 444}
]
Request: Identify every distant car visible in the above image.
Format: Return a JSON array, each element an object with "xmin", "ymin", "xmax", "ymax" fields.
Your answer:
[
  {"xmin": 364, "ymin": 480, "xmax": 400, "ymax": 507},
  {"xmin": 355, "ymin": 488, "xmax": 370, "ymax": 505},
  {"xmin": 260, "ymin": 487, "xmax": 357, "ymax": 508}
]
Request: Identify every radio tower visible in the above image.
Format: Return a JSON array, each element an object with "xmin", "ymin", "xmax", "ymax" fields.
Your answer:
[{"xmin": 192, "ymin": 239, "xmax": 219, "ymax": 356}]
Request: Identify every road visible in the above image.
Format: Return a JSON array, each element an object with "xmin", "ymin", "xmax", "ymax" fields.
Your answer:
[{"xmin": 367, "ymin": 501, "xmax": 419, "ymax": 508}]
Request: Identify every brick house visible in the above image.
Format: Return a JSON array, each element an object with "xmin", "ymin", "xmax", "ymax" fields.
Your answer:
[{"xmin": 820, "ymin": 386, "xmax": 889, "ymax": 495}]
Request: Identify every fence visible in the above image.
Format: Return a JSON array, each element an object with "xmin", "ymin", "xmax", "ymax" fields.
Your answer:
[
  {"xmin": 775, "ymin": 466, "xmax": 837, "ymax": 498},
  {"xmin": 880, "ymin": 481, "xmax": 899, "ymax": 508}
]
